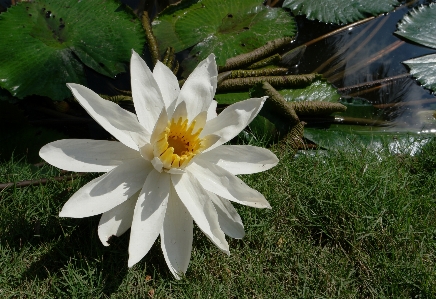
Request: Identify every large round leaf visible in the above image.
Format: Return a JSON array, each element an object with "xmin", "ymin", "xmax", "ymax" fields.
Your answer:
[
  {"xmin": 152, "ymin": 0, "xmax": 296, "ymax": 76},
  {"xmin": 396, "ymin": 3, "xmax": 436, "ymax": 50},
  {"xmin": 279, "ymin": 79, "xmax": 340, "ymax": 103},
  {"xmin": 396, "ymin": 3, "xmax": 436, "ymax": 93},
  {"xmin": 282, "ymin": 0, "xmax": 398, "ymax": 24},
  {"xmin": 0, "ymin": 0, "xmax": 145, "ymax": 100}
]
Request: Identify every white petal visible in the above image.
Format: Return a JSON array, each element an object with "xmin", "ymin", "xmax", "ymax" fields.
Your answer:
[
  {"xmin": 130, "ymin": 50, "xmax": 165, "ymax": 133},
  {"xmin": 150, "ymin": 108, "xmax": 168, "ymax": 145},
  {"xmin": 59, "ymin": 158, "xmax": 153, "ymax": 218},
  {"xmin": 160, "ymin": 185, "xmax": 193, "ymax": 279},
  {"xmin": 208, "ymin": 193, "xmax": 245, "ymax": 239},
  {"xmin": 171, "ymin": 172, "xmax": 229, "ymax": 254},
  {"xmin": 201, "ymin": 97, "xmax": 267, "ymax": 151},
  {"xmin": 187, "ymin": 159, "xmax": 271, "ymax": 209},
  {"xmin": 153, "ymin": 60, "xmax": 180, "ymax": 113},
  {"xmin": 40, "ymin": 139, "xmax": 140, "ymax": 173},
  {"xmin": 171, "ymin": 101, "xmax": 187, "ymax": 122},
  {"xmin": 207, "ymin": 100, "xmax": 218, "ymax": 121},
  {"xmin": 198, "ymin": 145, "xmax": 278, "ymax": 175},
  {"xmin": 176, "ymin": 54, "xmax": 217, "ymax": 120},
  {"xmin": 128, "ymin": 171, "xmax": 170, "ymax": 267},
  {"xmin": 98, "ymin": 191, "xmax": 139, "ymax": 246},
  {"xmin": 67, "ymin": 83, "xmax": 149, "ymax": 150}
]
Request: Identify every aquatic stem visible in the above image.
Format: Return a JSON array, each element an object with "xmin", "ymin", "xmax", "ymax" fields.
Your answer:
[
  {"xmin": 323, "ymin": 15, "xmax": 390, "ymax": 78},
  {"xmin": 313, "ymin": 17, "xmax": 378, "ymax": 74},
  {"xmin": 327, "ymin": 40, "xmax": 405, "ymax": 83},
  {"xmin": 141, "ymin": 11, "xmax": 159, "ymax": 66},
  {"xmin": 217, "ymin": 73, "xmax": 318, "ymax": 91},
  {"xmin": 219, "ymin": 37, "xmax": 294, "ymax": 72},
  {"xmin": 228, "ymin": 68, "xmax": 289, "ymax": 79},
  {"xmin": 303, "ymin": 17, "xmax": 375, "ymax": 47}
]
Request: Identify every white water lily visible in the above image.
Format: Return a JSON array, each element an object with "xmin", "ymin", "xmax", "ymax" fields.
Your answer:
[{"xmin": 39, "ymin": 50, "xmax": 278, "ymax": 279}]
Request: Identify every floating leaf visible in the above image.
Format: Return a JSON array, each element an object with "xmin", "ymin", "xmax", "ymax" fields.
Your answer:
[
  {"xmin": 304, "ymin": 126, "xmax": 432, "ymax": 156},
  {"xmin": 279, "ymin": 79, "xmax": 340, "ymax": 102},
  {"xmin": 152, "ymin": 0, "xmax": 296, "ymax": 76},
  {"xmin": 282, "ymin": 0, "xmax": 398, "ymax": 24},
  {"xmin": 395, "ymin": 3, "xmax": 436, "ymax": 93},
  {"xmin": 0, "ymin": 0, "xmax": 145, "ymax": 100},
  {"xmin": 214, "ymin": 92, "xmax": 250, "ymax": 105}
]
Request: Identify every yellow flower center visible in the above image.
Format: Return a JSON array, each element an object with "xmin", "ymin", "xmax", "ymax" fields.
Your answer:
[{"xmin": 154, "ymin": 117, "xmax": 205, "ymax": 169}]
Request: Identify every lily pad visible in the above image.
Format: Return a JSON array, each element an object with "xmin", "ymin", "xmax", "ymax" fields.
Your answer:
[
  {"xmin": 215, "ymin": 78, "xmax": 339, "ymax": 105},
  {"xmin": 279, "ymin": 79, "xmax": 340, "ymax": 102},
  {"xmin": 304, "ymin": 126, "xmax": 432, "ymax": 156},
  {"xmin": 152, "ymin": 0, "xmax": 296, "ymax": 76},
  {"xmin": 0, "ymin": 0, "xmax": 145, "ymax": 100},
  {"xmin": 395, "ymin": 3, "xmax": 436, "ymax": 93},
  {"xmin": 282, "ymin": 0, "xmax": 398, "ymax": 24}
]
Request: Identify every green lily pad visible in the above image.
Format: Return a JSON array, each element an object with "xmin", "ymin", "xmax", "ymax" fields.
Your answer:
[
  {"xmin": 0, "ymin": 0, "xmax": 145, "ymax": 100},
  {"xmin": 304, "ymin": 126, "xmax": 433, "ymax": 156},
  {"xmin": 282, "ymin": 0, "xmax": 398, "ymax": 24},
  {"xmin": 214, "ymin": 91, "xmax": 250, "ymax": 105},
  {"xmin": 152, "ymin": 0, "xmax": 296, "ymax": 76},
  {"xmin": 215, "ymin": 78, "xmax": 339, "ymax": 105},
  {"xmin": 279, "ymin": 79, "xmax": 340, "ymax": 102},
  {"xmin": 395, "ymin": 3, "xmax": 436, "ymax": 93},
  {"xmin": 403, "ymin": 54, "xmax": 436, "ymax": 93}
]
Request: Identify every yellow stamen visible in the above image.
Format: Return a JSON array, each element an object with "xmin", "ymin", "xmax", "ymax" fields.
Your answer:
[{"xmin": 154, "ymin": 117, "xmax": 205, "ymax": 169}]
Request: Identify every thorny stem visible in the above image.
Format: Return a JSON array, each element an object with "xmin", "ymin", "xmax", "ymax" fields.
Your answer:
[
  {"xmin": 219, "ymin": 37, "xmax": 294, "ymax": 72},
  {"xmin": 142, "ymin": 11, "xmax": 159, "ymax": 66},
  {"xmin": 228, "ymin": 68, "xmax": 289, "ymax": 79},
  {"xmin": 247, "ymin": 54, "xmax": 282, "ymax": 69},
  {"xmin": 258, "ymin": 81, "xmax": 300, "ymax": 126},
  {"xmin": 217, "ymin": 73, "xmax": 318, "ymax": 91}
]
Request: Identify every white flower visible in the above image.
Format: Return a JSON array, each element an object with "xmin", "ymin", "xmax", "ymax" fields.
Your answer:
[{"xmin": 39, "ymin": 50, "xmax": 278, "ymax": 279}]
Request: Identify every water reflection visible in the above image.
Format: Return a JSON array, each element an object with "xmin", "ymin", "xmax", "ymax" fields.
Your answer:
[{"xmin": 295, "ymin": 0, "xmax": 436, "ymax": 133}]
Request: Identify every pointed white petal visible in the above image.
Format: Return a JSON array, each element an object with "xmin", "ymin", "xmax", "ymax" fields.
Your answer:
[
  {"xmin": 208, "ymin": 193, "xmax": 245, "ymax": 239},
  {"xmin": 160, "ymin": 185, "xmax": 193, "ymax": 279},
  {"xmin": 40, "ymin": 139, "xmax": 140, "ymax": 173},
  {"xmin": 206, "ymin": 100, "xmax": 218, "ymax": 121},
  {"xmin": 176, "ymin": 54, "xmax": 217, "ymax": 120},
  {"xmin": 201, "ymin": 97, "xmax": 267, "ymax": 151},
  {"xmin": 171, "ymin": 101, "xmax": 187, "ymax": 122},
  {"xmin": 187, "ymin": 159, "xmax": 271, "ymax": 209},
  {"xmin": 128, "ymin": 171, "xmax": 170, "ymax": 267},
  {"xmin": 59, "ymin": 158, "xmax": 153, "ymax": 218},
  {"xmin": 130, "ymin": 50, "xmax": 165, "ymax": 133},
  {"xmin": 150, "ymin": 108, "xmax": 168, "ymax": 144},
  {"xmin": 198, "ymin": 145, "xmax": 278, "ymax": 175},
  {"xmin": 98, "ymin": 191, "xmax": 139, "ymax": 246},
  {"xmin": 153, "ymin": 60, "xmax": 180, "ymax": 112},
  {"xmin": 171, "ymin": 172, "xmax": 229, "ymax": 254},
  {"xmin": 67, "ymin": 83, "xmax": 148, "ymax": 150}
]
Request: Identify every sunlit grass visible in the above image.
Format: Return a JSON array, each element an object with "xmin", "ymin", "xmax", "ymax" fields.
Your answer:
[{"xmin": 1, "ymin": 137, "xmax": 435, "ymax": 298}]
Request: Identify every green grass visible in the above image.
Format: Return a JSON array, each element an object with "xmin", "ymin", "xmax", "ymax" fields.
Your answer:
[{"xmin": 1, "ymin": 137, "xmax": 436, "ymax": 298}]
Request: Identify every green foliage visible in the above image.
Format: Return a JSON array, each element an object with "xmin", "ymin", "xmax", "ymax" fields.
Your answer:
[
  {"xmin": 282, "ymin": 0, "xmax": 398, "ymax": 24},
  {"xmin": 0, "ymin": 0, "xmax": 145, "ymax": 100},
  {"xmin": 152, "ymin": 0, "xmax": 296, "ymax": 76},
  {"xmin": 1, "ymin": 139, "xmax": 436, "ymax": 297},
  {"xmin": 396, "ymin": 3, "xmax": 436, "ymax": 93},
  {"xmin": 279, "ymin": 79, "xmax": 340, "ymax": 102}
]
